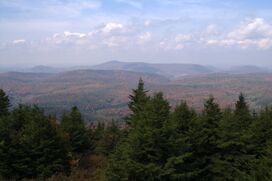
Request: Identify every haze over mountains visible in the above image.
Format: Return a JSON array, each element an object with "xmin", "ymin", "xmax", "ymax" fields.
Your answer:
[
  {"xmin": 0, "ymin": 69, "xmax": 169, "ymax": 120},
  {"xmin": 91, "ymin": 61, "xmax": 215, "ymax": 78},
  {"xmin": 1, "ymin": 61, "xmax": 271, "ymax": 78},
  {"xmin": 92, "ymin": 61, "xmax": 272, "ymax": 77},
  {"xmin": 1, "ymin": 61, "xmax": 272, "ymax": 121}
]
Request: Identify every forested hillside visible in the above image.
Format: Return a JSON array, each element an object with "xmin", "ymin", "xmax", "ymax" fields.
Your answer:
[
  {"xmin": 0, "ymin": 70, "xmax": 168, "ymax": 121},
  {"xmin": 1, "ymin": 79, "xmax": 272, "ymax": 180},
  {"xmin": 2, "ymin": 70, "xmax": 272, "ymax": 121}
]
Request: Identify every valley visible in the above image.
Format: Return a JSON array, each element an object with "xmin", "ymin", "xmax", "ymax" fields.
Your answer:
[{"xmin": 1, "ymin": 62, "xmax": 272, "ymax": 121}]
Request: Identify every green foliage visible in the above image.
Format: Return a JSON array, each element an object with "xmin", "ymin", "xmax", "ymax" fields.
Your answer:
[
  {"xmin": 250, "ymin": 107, "xmax": 272, "ymax": 180},
  {"xmin": 95, "ymin": 121, "xmax": 123, "ymax": 155},
  {"xmin": 0, "ymin": 89, "xmax": 10, "ymax": 117},
  {"xmin": 61, "ymin": 106, "xmax": 91, "ymax": 156},
  {"xmin": 3, "ymin": 81, "xmax": 272, "ymax": 181},
  {"xmin": 106, "ymin": 81, "xmax": 272, "ymax": 181},
  {"xmin": 0, "ymin": 104, "xmax": 70, "ymax": 179},
  {"xmin": 127, "ymin": 78, "xmax": 150, "ymax": 126},
  {"xmin": 178, "ymin": 96, "xmax": 222, "ymax": 181},
  {"xmin": 171, "ymin": 101, "xmax": 196, "ymax": 134},
  {"xmin": 106, "ymin": 92, "xmax": 175, "ymax": 181},
  {"xmin": 234, "ymin": 93, "xmax": 252, "ymax": 129},
  {"xmin": 216, "ymin": 94, "xmax": 257, "ymax": 180}
]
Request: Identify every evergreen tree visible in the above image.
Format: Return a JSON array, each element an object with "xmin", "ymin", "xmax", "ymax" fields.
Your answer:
[
  {"xmin": 0, "ymin": 105, "xmax": 70, "ymax": 179},
  {"xmin": 0, "ymin": 89, "xmax": 10, "ymax": 117},
  {"xmin": 93, "ymin": 122, "xmax": 106, "ymax": 145},
  {"xmin": 250, "ymin": 107, "xmax": 272, "ymax": 180},
  {"xmin": 217, "ymin": 94, "xmax": 256, "ymax": 180},
  {"xmin": 61, "ymin": 106, "xmax": 91, "ymax": 156},
  {"xmin": 2, "ymin": 81, "xmax": 272, "ymax": 181},
  {"xmin": 185, "ymin": 96, "xmax": 222, "ymax": 180},
  {"xmin": 20, "ymin": 106, "xmax": 70, "ymax": 178},
  {"xmin": 171, "ymin": 101, "xmax": 196, "ymax": 134},
  {"xmin": 234, "ymin": 93, "xmax": 252, "ymax": 129},
  {"xmin": 162, "ymin": 101, "xmax": 196, "ymax": 180},
  {"xmin": 0, "ymin": 90, "xmax": 11, "ymax": 178},
  {"xmin": 95, "ymin": 121, "xmax": 122, "ymax": 155},
  {"xmin": 127, "ymin": 78, "xmax": 149, "ymax": 126},
  {"xmin": 106, "ymin": 92, "xmax": 173, "ymax": 181},
  {"xmin": 0, "ymin": 116, "xmax": 12, "ymax": 178}
]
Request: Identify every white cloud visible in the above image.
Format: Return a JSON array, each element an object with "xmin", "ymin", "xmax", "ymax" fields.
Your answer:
[
  {"xmin": 157, "ymin": 34, "xmax": 192, "ymax": 50},
  {"xmin": 101, "ymin": 23, "xmax": 125, "ymax": 34},
  {"xmin": 144, "ymin": 20, "xmax": 151, "ymax": 27},
  {"xmin": 137, "ymin": 32, "xmax": 151, "ymax": 44},
  {"xmin": 64, "ymin": 31, "xmax": 86, "ymax": 38},
  {"xmin": 44, "ymin": 22, "xmax": 130, "ymax": 49},
  {"xmin": 47, "ymin": 32, "xmax": 90, "ymax": 46},
  {"xmin": 13, "ymin": 39, "xmax": 26, "ymax": 44},
  {"xmin": 41, "ymin": 18, "xmax": 271, "ymax": 51},
  {"xmin": 205, "ymin": 24, "xmax": 218, "ymax": 35},
  {"xmin": 5, "ymin": 18, "xmax": 272, "ymax": 54},
  {"xmin": 206, "ymin": 18, "xmax": 272, "ymax": 49},
  {"xmin": 228, "ymin": 18, "xmax": 272, "ymax": 40},
  {"xmin": 175, "ymin": 34, "xmax": 191, "ymax": 42},
  {"xmin": 175, "ymin": 44, "xmax": 185, "ymax": 50},
  {"xmin": 258, "ymin": 39, "xmax": 272, "ymax": 49}
]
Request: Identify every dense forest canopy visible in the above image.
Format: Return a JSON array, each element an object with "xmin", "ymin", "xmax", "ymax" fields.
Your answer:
[{"xmin": 1, "ymin": 79, "xmax": 272, "ymax": 180}]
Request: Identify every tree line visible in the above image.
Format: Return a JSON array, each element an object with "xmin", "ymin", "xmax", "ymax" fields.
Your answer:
[
  {"xmin": 1, "ymin": 79, "xmax": 272, "ymax": 180},
  {"xmin": 0, "ymin": 89, "xmax": 122, "ymax": 180}
]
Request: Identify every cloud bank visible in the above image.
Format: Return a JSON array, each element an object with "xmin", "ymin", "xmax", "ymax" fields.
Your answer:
[{"xmin": 1, "ymin": 0, "xmax": 272, "ymax": 66}]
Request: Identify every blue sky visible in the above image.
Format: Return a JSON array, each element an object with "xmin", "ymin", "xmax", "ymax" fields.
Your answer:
[{"xmin": 0, "ymin": 0, "xmax": 272, "ymax": 66}]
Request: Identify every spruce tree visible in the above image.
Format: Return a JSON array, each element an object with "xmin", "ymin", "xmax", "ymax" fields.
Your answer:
[
  {"xmin": 217, "ymin": 94, "xmax": 256, "ymax": 180},
  {"xmin": 61, "ymin": 106, "xmax": 91, "ymax": 156},
  {"xmin": 163, "ymin": 101, "xmax": 196, "ymax": 180},
  {"xmin": 20, "ymin": 106, "xmax": 70, "ymax": 178},
  {"xmin": 171, "ymin": 101, "xmax": 196, "ymax": 134},
  {"xmin": 250, "ymin": 107, "xmax": 272, "ymax": 180},
  {"xmin": 186, "ymin": 96, "xmax": 222, "ymax": 180},
  {"xmin": 234, "ymin": 93, "xmax": 252, "ymax": 129},
  {"xmin": 106, "ymin": 92, "xmax": 172, "ymax": 181},
  {"xmin": 0, "ymin": 89, "xmax": 10, "ymax": 117},
  {"xmin": 0, "ymin": 105, "xmax": 70, "ymax": 179},
  {"xmin": 127, "ymin": 78, "xmax": 149, "ymax": 126},
  {"xmin": 95, "ymin": 121, "xmax": 122, "ymax": 155}
]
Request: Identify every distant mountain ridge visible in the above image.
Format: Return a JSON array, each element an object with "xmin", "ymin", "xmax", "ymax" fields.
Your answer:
[
  {"xmin": 2, "ymin": 61, "xmax": 271, "ymax": 78},
  {"xmin": 225, "ymin": 65, "xmax": 272, "ymax": 74},
  {"xmin": 91, "ymin": 61, "xmax": 214, "ymax": 78},
  {"xmin": 26, "ymin": 65, "xmax": 63, "ymax": 73}
]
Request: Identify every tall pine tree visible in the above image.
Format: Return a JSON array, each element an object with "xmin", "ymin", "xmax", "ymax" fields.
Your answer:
[
  {"xmin": 0, "ymin": 89, "xmax": 10, "ymax": 117},
  {"xmin": 127, "ymin": 78, "xmax": 149, "ymax": 126},
  {"xmin": 185, "ymin": 96, "xmax": 222, "ymax": 181},
  {"xmin": 234, "ymin": 93, "xmax": 252, "ymax": 129},
  {"xmin": 217, "ymin": 93, "xmax": 256, "ymax": 180},
  {"xmin": 106, "ymin": 92, "xmax": 173, "ymax": 181},
  {"xmin": 0, "ymin": 105, "xmax": 70, "ymax": 179},
  {"xmin": 250, "ymin": 107, "xmax": 272, "ymax": 180},
  {"xmin": 61, "ymin": 106, "xmax": 91, "ymax": 157},
  {"xmin": 162, "ymin": 101, "xmax": 196, "ymax": 180}
]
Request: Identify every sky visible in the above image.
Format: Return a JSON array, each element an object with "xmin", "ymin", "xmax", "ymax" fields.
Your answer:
[{"xmin": 0, "ymin": 0, "xmax": 272, "ymax": 67}]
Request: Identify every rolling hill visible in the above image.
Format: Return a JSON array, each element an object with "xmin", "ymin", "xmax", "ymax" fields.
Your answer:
[
  {"xmin": 1, "ymin": 69, "xmax": 272, "ymax": 121},
  {"xmin": 226, "ymin": 65, "xmax": 271, "ymax": 74},
  {"xmin": 90, "ymin": 61, "xmax": 215, "ymax": 78},
  {"xmin": 0, "ymin": 70, "xmax": 168, "ymax": 121}
]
